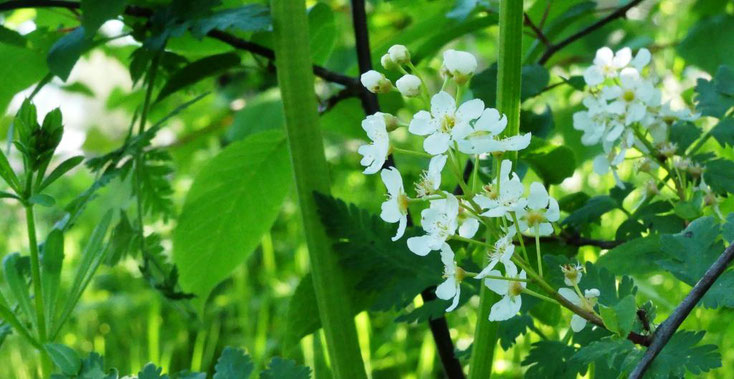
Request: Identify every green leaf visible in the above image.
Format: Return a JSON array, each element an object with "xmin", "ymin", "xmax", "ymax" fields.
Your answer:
[
  {"xmin": 156, "ymin": 53, "xmax": 241, "ymax": 102},
  {"xmin": 138, "ymin": 363, "xmax": 168, "ymax": 379},
  {"xmin": 677, "ymin": 15, "xmax": 734, "ymax": 74},
  {"xmin": 497, "ymin": 314, "xmax": 533, "ymax": 350},
  {"xmin": 701, "ymin": 271, "xmax": 734, "ymax": 309},
  {"xmin": 724, "ymin": 213, "xmax": 734, "ymax": 242},
  {"xmin": 643, "ymin": 331, "xmax": 721, "ymax": 377},
  {"xmin": 596, "ymin": 236, "xmax": 663, "ymax": 276},
  {"xmin": 189, "ymin": 4, "xmax": 271, "ymax": 38},
  {"xmin": 710, "ymin": 118, "xmax": 734, "ymax": 147},
  {"xmin": 0, "ymin": 147, "xmax": 20, "ymax": 193},
  {"xmin": 79, "ymin": 352, "xmax": 117, "ymax": 379},
  {"xmin": 29, "ymin": 193, "xmax": 56, "ymax": 207},
  {"xmin": 308, "ymin": 3, "xmax": 336, "ymax": 65},
  {"xmin": 557, "ymin": 192, "xmax": 590, "ymax": 213},
  {"xmin": 173, "ymin": 130, "xmax": 291, "ymax": 306},
  {"xmin": 47, "ymin": 27, "xmax": 92, "ymax": 81},
  {"xmin": 669, "ymin": 121, "xmax": 700, "ymax": 152},
  {"xmin": 39, "ymin": 155, "xmax": 84, "ymax": 191},
  {"xmin": 521, "ymin": 341, "xmax": 582, "ymax": 378},
  {"xmin": 695, "ymin": 65, "xmax": 734, "ymax": 118},
  {"xmin": 260, "ymin": 357, "xmax": 311, "ymax": 379},
  {"xmin": 81, "ymin": 0, "xmax": 128, "ymax": 36},
  {"xmin": 657, "ymin": 216, "xmax": 723, "ymax": 285},
  {"xmin": 561, "ymin": 196, "xmax": 616, "ymax": 228},
  {"xmin": 213, "ymin": 347, "xmax": 253, "ymax": 379},
  {"xmin": 0, "ymin": 39, "xmax": 47, "ymax": 113},
  {"xmin": 704, "ymin": 159, "xmax": 734, "ymax": 194},
  {"xmin": 580, "ymin": 262, "xmax": 636, "ymax": 308},
  {"xmin": 45, "ymin": 343, "xmax": 81, "ymax": 375},
  {"xmin": 571, "ymin": 338, "xmax": 634, "ymax": 368},
  {"xmin": 226, "ymin": 92, "xmax": 284, "ymax": 142},
  {"xmin": 520, "ymin": 106, "xmax": 553, "ymax": 138},
  {"xmin": 599, "ymin": 295, "xmax": 636, "ymax": 337},
  {"xmin": 2, "ymin": 253, "xmax": 35, "ymax": 328},
  {"xmin": 42, "ymin": 229, "xmax": 64, "ymax": 333},
  {"xmin": 673, "ymin": 191, "xmax": 704, "ymax": 220},
  {"xmin": 520, "ymin": 139, "xmax": 575, "ymax": 185}
]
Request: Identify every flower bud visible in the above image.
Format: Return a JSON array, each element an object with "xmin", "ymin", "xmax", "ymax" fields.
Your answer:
[
  {"xmin": 658, "ymin": 142, "xmax": 677, "ymax": 158},
  {"xmin": 442, "ymin": 49, "xmax": 478, "ymax": 85},
  {"xmin": 360, "ymin": 70, "xmax": 392, "ymax": 94},
  {"xmin": 645, "ymin": 179, "xmax": 659, "ymax": 196},
  {"xmin": 688, "ymin": 163, "xmax": 704, "ymax": 178},
  {"xmin": 381, "ymin": 53, "xmax": 398, "ymax": 71},
  {"xmin": 388, "ymin": 44, "xmax": 410, "ymax": 65},
  {"xmin": 395, "ymin": 74, "xmax": 422, "ymax": 97}
]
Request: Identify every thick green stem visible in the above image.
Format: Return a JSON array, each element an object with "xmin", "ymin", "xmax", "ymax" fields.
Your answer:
[
  {"xmin": 469, "ymin": 1, "xmax": 523, "ymax": 377},
  {"xmin": 270, "ymin": 1, "xmax": 367, "ymax": 378},
  {"xmin": 24, "ymin": 173, "xmax": 46, "ymax": 344}
]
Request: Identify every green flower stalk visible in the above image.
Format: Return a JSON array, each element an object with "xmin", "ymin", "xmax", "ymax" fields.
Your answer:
[{"xmin": 270, "ymin": 1, "xmax": 367, "ymax": 378}]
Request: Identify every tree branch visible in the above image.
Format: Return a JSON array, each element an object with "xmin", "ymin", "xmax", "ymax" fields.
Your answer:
[
  {"xmin": 537, "ymin": 0, "xmax": 645, "ymax": 65},
  {"xmin": 523, "ymin": 13, "xmax": 550, "ymax": 46},
  {"xmin": 629, "ymin": 242, "xmax": 734, "ymax": 378},
  {"xmin": 0, "ymin": 0, "xmax": 360, "ymax": 91}
]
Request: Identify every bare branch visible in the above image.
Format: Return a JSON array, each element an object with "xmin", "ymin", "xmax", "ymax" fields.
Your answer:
[
  {"xmin": 523, "ymin": 13, "xmax": 551, "ymax": 47},
  {"xmin": 630, "ymin": 242, "xmax": 734, "ymax": 378}
]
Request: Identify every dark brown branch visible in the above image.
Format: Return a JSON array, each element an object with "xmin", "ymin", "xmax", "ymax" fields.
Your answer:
[
  {"xmin": 523, "ymin": 13, "xmax": 550, "ymax": 46},
  {"xmin": 537, "ymin": 0, "xmax": 645, "ymax": 65},
  {"xmin": 0, "ymin": 0, "xmax": 360, "ymax": 91},
  {"xmin": 630, "ymin": 242, "xmax": 734, "ymax": 378}
]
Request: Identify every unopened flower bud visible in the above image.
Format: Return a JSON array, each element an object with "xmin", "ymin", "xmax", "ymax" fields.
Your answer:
[
  {"xmin": 645, "ymin": 179, "xmax": 659, "ymax": 196},
  {"xmin": 442, "ymin": 49, "xmax": 478, "ymax": 85},
  {"xmin": 378, "ymin": 112, "xmax": 399, "ymax": 131},
  {"xmin": 388, "ymin": 44, "xmax": 410, "ymax": 65},
  {"xmin": 381, "ymin": 54, "xmax": 397, "ymax": 71},
  {"xmin": 360, "ymin": 70, "xmax": 392, "ymax": 94},
  {"xmin": 395, "ymin": 74, "xmax": 422, "ymax": 97}
]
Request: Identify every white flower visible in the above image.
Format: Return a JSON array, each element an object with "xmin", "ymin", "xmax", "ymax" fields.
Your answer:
[
  {"xmin": 361, "ymin": 70, "xmax": 392, "ymax": 93},
  {"xmin": 396, "ymin": 74, "xmax": 422, "ymax": 97},
  {"xmin": 380, "ymin": 167, "xmax": 409, "ymax": 241},
  {"xmin": 484, "ymin": 261, "xmax": 526, "ymax": 321},
  {"xmin": 561, "ymin": 263, "xmax": 583, "ymax": 286},
  {"xmin": 436, "ymin": 243, "xmax": 463, "ymax": 312},
  {"xmin": 473, "ymin": 159, "xmax": 527, "ymax": 218},
  {"xmin": 442, "ymin": 49, "xmax": 477, "ymax": 84},
  {"xmin": 457, "ymin": 203, "xmax": 479, "ymax": 239},
  {"xmin": 558, "ymin": 287, "xmax": 600, "ymax": 332},
  {"xmin": 516, "ymin": 182, "xmax": 559, "ymax": 236},
  {"xmin": 452, "ymin": 108, "xmax": 531, "ymax": 155},
  {"xmin": 603, "ymin": 68, "xmax": 655, "ymax": 125},
  {"xmin": 408, "ymin": 91, "xmax": 484, "ymax": 155},
  {"xmin": 583, "ymin": 47, "xmax": 632, "ymax": 85},
  {"xmin": 357, "ymin": 113, "xmax": 390, "ymax": 174},
  {"xmin": 475, "ymin": 229, "xmax": 516, "ymax": 279},
  {"xmin": 407, "ymin": 193, "xmax": 459, "ymax": 256},
  {"xmin": 415, "ymin": 155, "xmax": 447, "ymax": 198},
  {"xmin": 388, "ymin": 44, "xmax": 410, "ymax": 64}
]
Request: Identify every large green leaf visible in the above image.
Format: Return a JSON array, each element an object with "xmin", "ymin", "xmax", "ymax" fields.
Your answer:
[
  {"xmin": 677, "ymin": 15, "xmax": 734, "ymax": 74},
  {"xmin": 47, "ymin": 27, "xmax": 91, "ymax": 81},
  {"xmin": 0, "ymin": 42, "xmax": 47, "ymax": 113},
  {"xmin": 45, "ymin": 343, "xmax": 81, "ymax": 376},
  {"xmin": 81, "ymin": 0, "xmax": 128, "ymax": 36},
  {"xmin": 173, "ymin": 130, "xmax": 291, "ymax": 306},
  {"xmin": 308, "ymin": 3, "xmax": 336, "ymax": 65},
  {"xmin": 156, "ymin": 52, "xmax": 241, "ymax": 102}
]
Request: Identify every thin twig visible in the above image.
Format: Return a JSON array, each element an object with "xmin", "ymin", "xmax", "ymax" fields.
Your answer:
[
  {"xmin": 537, "ymin": 0, "xmax": 645, "ymax": 64},
  {"xmin": 523, "ymin": 13, "xmax": 550, "ymax": 46},
  {"xmin": 629, "ymin": 242, "xmax": 734, "ymax": 378}
]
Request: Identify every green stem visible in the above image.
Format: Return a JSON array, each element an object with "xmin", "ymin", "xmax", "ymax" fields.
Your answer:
[
  {"xmin": 469, "ymin": 2, "xmax": 523, "ymax": 376},
  {"xmin": 270, "ymin": 1, "xmax": 367, "ymax": 378},
  {"xmin": 511, "ymin": 213, "xmax": 530, "ymax": 262},
  {"xmin": 391, "ymin": 146, "xmax": 431, "ymax": 158},
  {"xmin": 535, "ymin": 225, "xmax": 543, "ymax": 277},
  {"xmin": 24, "ymin": 174, "xmax": 46, "ymax": 344}
]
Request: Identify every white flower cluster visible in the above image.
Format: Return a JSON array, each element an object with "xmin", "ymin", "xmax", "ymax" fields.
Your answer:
[
  {"xmin": 357, "ymin": 46, "xmax": 561, "ymax": 322},
  {"xmin": 574, "ymin": 47, "xmax": 699, "ymax": 187}
]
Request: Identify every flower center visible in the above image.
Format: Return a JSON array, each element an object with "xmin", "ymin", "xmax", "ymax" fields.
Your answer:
[
  {"xmin": 415, "ymin": 172, "xmax": 434, "ymax": 198},
  {"xmin": 440, "ymin": 114, "xmax": 456, "ymax": 132},
  {"xmin": 622, "ymin": 90, "xmax": 635, "ymax": 102},
  {"xmin": 483, "ymin": 184, "xmax": 499, "ymax": 200},
  {"xmin": 509, "ymin": 281, "xmax": 523, "ymax": 297},
  {"xmin": 526, "ymin": 211, "xmax": 545, "ymax": 226}
]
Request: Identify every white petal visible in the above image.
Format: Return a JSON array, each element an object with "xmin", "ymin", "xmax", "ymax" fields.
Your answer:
[
  {"xmin": 545, "ymin": 198, "xmax": 560, "ymax": 222},
  {"xmin": 483, "ymin": 270, "xmax": 509, "ymax": 295},
  {"xmin": 619, "ymin": 67, "xmax": 640, "ymax": 87},
  {"xmin": 439, "ymin": 243, "xmax": 455, "ymax": 268},
  {"xmin": 430, "ymin": 91, "xmax": 456, "ymax": 118},
  {"xmin": 380, "ymin": 167, "xmax": 403, "ymax": 195},
  {"xmin": 527, "ymin": 182, "xmax": 549, "ymax": 210},
  {"xmin": 380, "ymin": 199, "xmax": 401, "ymax": 223},
  {"xmin": 594, "ymin": 47, "xmax": 614, "ymax": 66},
  {"xmin": 631, "ymin": 48, "xmax": 651, "ymax": 71},
  {"xmin": 459, "ymin": 218, "xmax": 479, "ymax": 238},
  {"xmin": 407, "ymin": 235, "xmax": 435, "ymax": 256},
  {"xmin": 424, "ymin": 132, "xmax": 451, "ymax": 155},
  {"xmin": 504, "ymin": 261, "xmax": 518, "ymax": 277},
  {"xmin": 443, "ymin": 194, "xmax": 460, "ymax": 219},
  {"xmin": 475, "ymin": 261, "xmax": 499, "ymax": 279},
  {"xmin": 393, "ymin": 215, "xmax": 407, "ymax": 241},
  {"xmin": 497, "ymin": 133, "xmax": 531, "ymax": 152},
  {"xmin": 613, "ymin": 47, "xmax": 632, "ymax": 68},
  {"xmin": 558, "ymin": 288, "xmax": 581, "ymax": 306},
  {"xmin": 409, "ymin": 110, "xmax": 436, "ymax": 136},
  {"xmin": 446, "ymin": 286, "xmax": 461, "ymax": 312},
  {"xmin": 583, "ymin": 66, "xmax": 604, "ymax": 86},
  {"xmin": 593, "ymin": 155, "xmax": 610, "ymax": 174},
  {"xmin": 571, "ymin": 314, "xmax": 587, "ymax": 332},
  {"xmin": 475, "ymin": 108, "xmax": 506, "ymax": 135},
  {"xmin": 537, "ymin": 222, "xmax": 554, "ymax": 236},
  {"xmin": 456, "ymin": 99, "xmax": 485, "ymax": 121},
  {"xmin": 436, "ymin": 277, "xmax": 458, "ymax": 300},
  {"xmin": 489, "ymin": 295, "xmax": 521, "ymax": 321}
]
